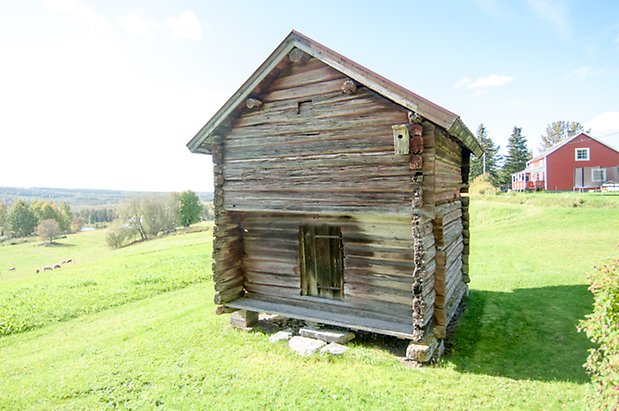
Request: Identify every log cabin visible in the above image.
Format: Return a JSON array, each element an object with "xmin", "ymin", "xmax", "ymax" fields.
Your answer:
[{"xmin": 187, "ymin": 30, "xmax": 483, "ymax": 362}]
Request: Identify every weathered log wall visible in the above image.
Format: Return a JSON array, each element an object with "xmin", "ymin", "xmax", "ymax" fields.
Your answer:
[
  {"xmin": 429, "ymin": 131, "xmax": 468, "ymax": 337},
  {"xmin": 210, "ymin": 54, "xmax": 470, "ymax": 340},
  {"xmin": 212, "ymin": 136, "xmax": 245, "ymax": 306},
  {"xmin": 222, "ymin": 58, "xmax": 413, "ymax": 215},
  {"xmin": 239, "ymin": 213, "xmax": 437, "ymax": 329}
]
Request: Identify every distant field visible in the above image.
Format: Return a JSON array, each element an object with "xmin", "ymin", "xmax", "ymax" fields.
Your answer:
[{"xmin": 0, "ymin": 194, "xmax": 617, "ymax": 409}]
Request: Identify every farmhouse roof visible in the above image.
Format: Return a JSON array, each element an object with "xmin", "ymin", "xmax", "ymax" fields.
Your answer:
[
  {"xmin": 529, "ymin": 132, "xmax": 619, "ymax": 163},
  {"xmin": 186, "ymin": 30, "xmax": 483, "ymax": 157}
]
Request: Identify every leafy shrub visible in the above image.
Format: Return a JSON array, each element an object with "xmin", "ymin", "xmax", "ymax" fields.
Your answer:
[
  {"xmin": 105, "ymin": 223, "xmax": 138, "ymax": 249},
  {"xmin": 469, "ymin": 173, "xmax": 497, "ymax": 196},
  {"xmin": 578, "ymin": 258, "xmax": 619, "ymax": 409}
]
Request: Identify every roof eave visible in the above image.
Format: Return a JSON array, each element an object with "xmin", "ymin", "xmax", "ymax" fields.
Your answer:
[
  {"xmin": 186, "ymin": 34, "xmax": 299, "ymax": 154},
  {"xmin": 448, "ymin": 117, "xmax": 483, "ymax": 157}
]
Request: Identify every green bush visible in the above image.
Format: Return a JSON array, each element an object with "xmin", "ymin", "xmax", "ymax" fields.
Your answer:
[
  {"xmin": 105, "ymin": 223, "xmax": 138, "ymax": 249},
  {"xmin": 469, "ymin": 173, "xmax": 497, "ymax": 196},
  {"xmin": 578, "ymin": 258, "xmax": 619, "ymax": 409}
]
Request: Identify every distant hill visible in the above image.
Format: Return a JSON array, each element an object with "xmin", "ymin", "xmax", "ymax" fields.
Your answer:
[{"xmin": 0, "ymin": 187, "xmax": 213, "ymax": 209}]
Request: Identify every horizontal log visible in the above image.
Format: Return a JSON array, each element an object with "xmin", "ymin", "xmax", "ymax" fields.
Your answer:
[
  {"xmin": 214, "ymin": 286, "xmax": 244, "ymax": 305},
  {"xmin": 268, "ymin": 64, "xmax": 344, "ymax": 92},
  {"xmin": 262, "ymin": 77, "xmax": 348, "ymax": 102}
]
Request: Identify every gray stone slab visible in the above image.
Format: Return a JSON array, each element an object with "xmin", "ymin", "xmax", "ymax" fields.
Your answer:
[
  {"xmin": 269, "ymin": 329, "xmax": 294, "ymax": 343},
  {"xmin": 406, "ymin": 337, "xmax": 443, "ymax": 363},
  {"xmin": 320, "ymin": 342, "xmax": 349, "ymax": 356},
  {"xmin": 299, "ymin": 327, "xmax": 355, "ymax": 344},
  {"xmin": 288, "ymin": 336, "xmax": 326, "ymax": 356}
]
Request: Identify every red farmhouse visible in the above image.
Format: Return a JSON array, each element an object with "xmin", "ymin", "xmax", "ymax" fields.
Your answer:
[{"xmin": 512, "ymin": 133, "xmax": 619, "ymax": 191}]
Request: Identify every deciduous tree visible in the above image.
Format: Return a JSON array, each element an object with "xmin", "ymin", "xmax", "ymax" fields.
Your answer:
[
  {"xmin": 139, "ymin": 195, "xmax": 178, "ymax": 237},
  {"xmin": 7, "ymin": 200, "xmax": 38, "ymax": 238},
  {"xmin": 119, "ymin": 197, "xmax": 147, "ymax": 241},
  {"xmin": 30, "ymin": 200, "xmax": 71, "ymax": 232},
  {"xmin": 540, "ymin": 121, "xmax": 590, "ymax": 151},
  {"xmin": 0, "ymin": 203, "xmax": 6, "ymax": 237},
  {"xmin": 117, "ymin": 195, "xmax": 178, "ymax": 241},
  {"xmin": 37, "ymin": 219, "xmax": 61, "ymax": 244},
  {"xmin": 58, "ymin": 202, "xmax": 72, "ymax": 232},
  {"xmin": 71, "ymin": 216, "xmax": 85, "ymax": 233},
  {"xmin": 178, "ymin": 190, "xmax": 203, "ymax": 227}
]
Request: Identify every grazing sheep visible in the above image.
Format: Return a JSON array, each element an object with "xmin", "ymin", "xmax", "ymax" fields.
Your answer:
[
  {"xmin": 53, "ymin": 264, "xmax": 61, "ymax": 269},
  {"xmin": 43, "ymin": 266, "xmax": 53, "ymax": 271},
  {"xmin": 66, "ymin": 259, "xmax": 73, "ymax": 263},
  {"xmin": 36, "ymin": 269, "xmax": 40, "ymax": 274},
  {"xmin": 8, "ymin": 267, "xmax": 15, "ymax": 271}
]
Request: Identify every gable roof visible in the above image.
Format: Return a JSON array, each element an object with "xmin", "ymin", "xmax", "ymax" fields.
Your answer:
[
  {"xmin": 529, "ymin": 132, "xmax": 619, "ymax": 163},
  {"xmin": 187, "ymin": 30, "xmax": 482, "ymax": 157}
]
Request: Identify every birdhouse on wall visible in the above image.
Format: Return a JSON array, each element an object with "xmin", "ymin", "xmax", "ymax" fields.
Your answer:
[{"xmin": 392, "ymin": 124, "xmax": 410, "ymax": 155}]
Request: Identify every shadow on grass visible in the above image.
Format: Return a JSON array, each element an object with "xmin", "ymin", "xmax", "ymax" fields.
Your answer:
[
  {"xmin": 246, "ymin": 285, "xmax": 592, "ymax": 383},
  {"xmin": 447, "ymin": 285, "xmax": 593, "ymax": 383},
  {"xmin": 39, "ymin": 242, "xmax": 76, "ymax": 247}
]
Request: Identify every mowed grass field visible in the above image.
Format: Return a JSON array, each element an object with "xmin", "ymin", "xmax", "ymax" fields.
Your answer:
[{"xmin": 0, "ymin": 194, "xmax": 617, "ymax": 410}]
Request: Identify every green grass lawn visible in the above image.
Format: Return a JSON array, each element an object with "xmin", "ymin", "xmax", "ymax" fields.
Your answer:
[
  {"xmin": 0, "ymin": 226, "xmax": 212, "ymax": 335},
  {"xmin": 0, "ymin": 195, "xmax": 617, "ymax": 409}
]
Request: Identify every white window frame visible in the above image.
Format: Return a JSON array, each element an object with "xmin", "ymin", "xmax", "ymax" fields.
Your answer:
[
  {"xmin": 575, "ymin": 148, "xmax": 590, "ymax": 161},
  {"xmin": 592, "ymin": 168, "xmax": 606, "ymax": 182}
]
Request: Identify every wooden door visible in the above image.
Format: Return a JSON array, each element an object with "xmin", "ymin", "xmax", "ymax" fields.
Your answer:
[{"xmin": 299, "ymin": 225, "xmax": 344, "ymax": 299}]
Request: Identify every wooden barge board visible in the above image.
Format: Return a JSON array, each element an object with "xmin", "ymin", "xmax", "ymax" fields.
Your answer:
[{"xmin": 226, "ymin": 296, "xmax": 416, "ymax": 339}]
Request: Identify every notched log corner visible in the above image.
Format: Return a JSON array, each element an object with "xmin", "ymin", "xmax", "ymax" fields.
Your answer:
[
  {"xmin": 341, "ymin": 79, "xmax": 357, "ymax": 95},
  {"xmin": 288, "ymin": 48, "xmax": 308, "ymax": 64},
  {"xmin": 246, "ymin": 98, "xmax": 263, "ymax": 109}
]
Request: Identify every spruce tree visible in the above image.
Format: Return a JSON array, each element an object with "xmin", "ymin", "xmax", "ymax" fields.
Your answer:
[
  {"xmin": 470, "ymin": 124, "xmax": 502, "ymax": 185},
  {"xmin": 501, "ymin": 126, "xmax": 531, "ymax": 185}
]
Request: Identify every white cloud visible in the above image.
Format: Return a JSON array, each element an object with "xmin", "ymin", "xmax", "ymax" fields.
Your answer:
[
  {"xmin": 455, "ymin": 74, "xmax": 514, "ymax": 90},
  {"xmin": 42, "ymin": 0, "xmax": 110, "ymax": 32},
  {"xmin": 565, "ymin": 66, "xmax": 605, "ymax": 80},
  {"xmin": 166, "ymin": 10, "xmax": 203, "ymax": 41},
  {"xmin": 586, "ymin": 111, "xmax": 619, "ymax": 134},
  {"xmin": 526, "ymin": 0, "xmax": 570, "ymax": 39},
  {"xmin": 117, "ymin": 14, "xmax": 158, "ymax": 39},
  {"xmin": 455, "ymin": 77, "xmax": 472, "ymax": 89}
]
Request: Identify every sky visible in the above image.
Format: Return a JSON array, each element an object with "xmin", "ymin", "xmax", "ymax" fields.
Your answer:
[{"xmin": 1, "ymin": 0, "xmax": 618, "ymax": 192}]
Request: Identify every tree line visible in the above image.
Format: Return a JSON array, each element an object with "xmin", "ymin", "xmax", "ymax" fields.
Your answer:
[
  {"xmin": 0, "ymin": 190, "xmax": 210, "ymax": 246},
  {"xmin": 106, "ymin": 190, "xmax": 204, "ymax": 248},
  {"xmin": 75, "ymin": 208, "xmax": 117, "ymax": 225},
  {"xmin": 0, "ymin": 200, "xmax": 74, "ymax": 240},
  {"xmin": 469, "ymin": 120, "xmax": 588, "ymax": 187}
]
